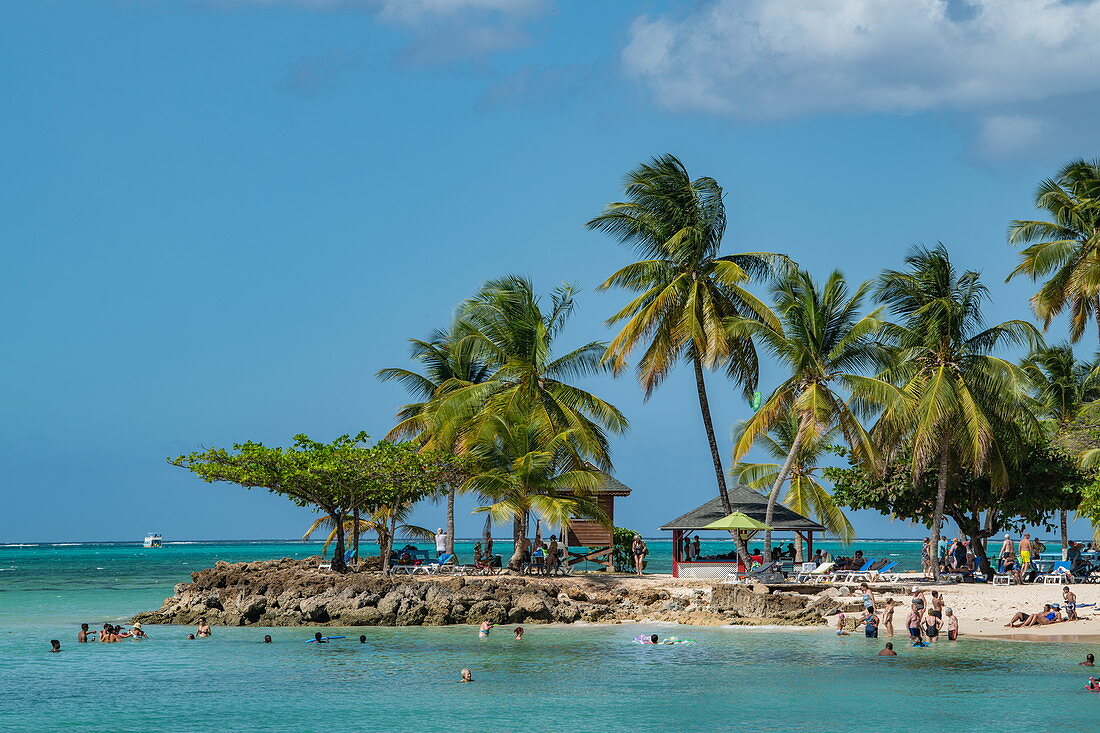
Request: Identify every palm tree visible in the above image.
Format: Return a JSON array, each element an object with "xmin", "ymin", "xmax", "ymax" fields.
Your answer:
[
  {"xmin": 435, "ymin": 276, "xmax": 628, "ymax": 469},
  {"xmin": 302, "ymin": 509, "xmax": 433, "ymax": 560},
  {"xmin": 730, "ymin": 269, "xmax": 886, "ymax": 562},
  {"xmin": 1021, "ymin": 343, "xmax": 1100, "ymax": 557},
  {"xmin": 377, "ymin": 323, "xmax": 494, "ymax": 553},
  {"xmin": 874, "ymin": 245, "xmax": 1040, "ymax": 580},
  {"xmin": 733, "ymin": 415, "xmax": 855, "ymax": 560},
  {"xmin": 1008, "ymin": 159, "xmax": 1100, "ymax": 342},
  {"xmin": 586, "ymin": 154, "xmax": 785, "ymax": 513},
  {"xmin": 461, "ymin": 416, "xmax": 608, "ymax": 569}
]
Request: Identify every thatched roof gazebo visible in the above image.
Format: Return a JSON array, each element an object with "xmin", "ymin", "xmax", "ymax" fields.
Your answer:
[{"xmin": 660, "ymin": 485, "xmax": 825, "ymax": 578}]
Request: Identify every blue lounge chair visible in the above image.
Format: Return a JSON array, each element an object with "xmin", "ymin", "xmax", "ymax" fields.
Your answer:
[
  {"xmin": 831, "ymin": 559, "xmax": 876, "ymax": 583},
  {"xmin": 413, "ymin": 553, "xmax": 455, "ymax": 575}
]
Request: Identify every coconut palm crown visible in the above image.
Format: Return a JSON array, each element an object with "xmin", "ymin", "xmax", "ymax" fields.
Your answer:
[{"xmin": 1008, "ymin": 158, "xmax": 1100, "ymax": 342}]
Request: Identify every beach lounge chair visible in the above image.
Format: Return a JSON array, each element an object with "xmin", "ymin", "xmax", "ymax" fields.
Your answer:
[
  {"xmin": 992, "ymin": 571, "xmax": 1019, "ymax": 585},
  {"xmin": 795, "ymin": 561, "xmax": 835, "ymax": 583},
  {"xmin": 854, "ymin": 561, "xmax": 898, "ymax": 582},
  {"xmin": 831, "ymin": 559, "xmax": 877, "ymax": 583},
  {"xmin": 413, "ymin": 553, "xmax": 456, "ymax": 574},
  {"xmin": 725, "ymin": 561, "xmax": 784, "ymax": 583},
  {"xmin": 1038, "ymin": 561, "xmax": 1087, "ymax": 584}
]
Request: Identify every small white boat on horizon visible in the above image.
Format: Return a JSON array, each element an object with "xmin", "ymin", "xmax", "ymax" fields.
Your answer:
[{"xmin": 143, "ymin": 533, "xmax": 163, "ymax": 548}]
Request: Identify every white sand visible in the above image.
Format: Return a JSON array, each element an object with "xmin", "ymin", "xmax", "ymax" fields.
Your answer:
[{"xmin": 863, "ymin": 577, "xmax": 1100, "ymax": 642}]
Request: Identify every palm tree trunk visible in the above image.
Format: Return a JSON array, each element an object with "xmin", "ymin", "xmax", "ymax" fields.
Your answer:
[
  {"xmin": 509, "ymin": 514, "xmax": 526, "ymax": 570},
  {"xmin": 763, "ymin": 422, "xmax": 806, "ymax": 563},
  {"xmin": 483, "ymin": 513, "xmax": 493, "ymax": 558},
  {"xmin": 352, "ymin": 508, "xmax": 360, "ymax": 566},
  {"xmin": 446, "ymin": 484, "xmax": 456, "ymax": 555},
  {"xmin": 691, "ymin": 353, "xmax": 732, "ymax": 514},
  {"xmin": 1061, "ymin": 509, "xmax": 1069, "ymax": 560},
  {"xmin": 794, "ymin": 534, "xmax": 804, "ymax": 563},
  {"xmin": 930, "ymin": 453, "xmax": 950, "ymax": 582}
]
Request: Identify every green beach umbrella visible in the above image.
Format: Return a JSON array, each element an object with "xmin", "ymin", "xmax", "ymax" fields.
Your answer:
[{"xmin": 700, "ymin": 512, "xmax": 772, "ymax": 532}]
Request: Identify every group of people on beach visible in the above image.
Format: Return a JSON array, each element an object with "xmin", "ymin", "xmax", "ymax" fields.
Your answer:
[
  {"xmin": 1004, "ymin": 586, "xmax": 1081, "ymax": 628},
  {"xmin": 835, "ymin": 585, "xmax": 958, "ymax": 646}
]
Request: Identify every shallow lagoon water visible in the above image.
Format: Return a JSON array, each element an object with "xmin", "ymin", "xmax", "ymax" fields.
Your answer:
[{"xmin": 2, "ymin": 541, "xmax": 1097, "ymax": 731}]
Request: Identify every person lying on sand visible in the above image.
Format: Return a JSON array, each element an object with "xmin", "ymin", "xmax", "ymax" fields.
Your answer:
[{"xmin": 1005, "ymin": 604, "xmax": 1062, "ymax": 628}]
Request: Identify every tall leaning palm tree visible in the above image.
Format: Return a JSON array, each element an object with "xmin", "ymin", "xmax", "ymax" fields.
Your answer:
[
  {"xmin": 587, "ymin": 154, "xmax": 785, "ymax": 513},
  {"xmin": 1021, "ymin": 344, "xmax": 1100, "ymax": 557},
  {"xmin": 875, "ymin": 245, "xmax": 1040, "ymax": 580},
  {"xmin": 730, "ymin": 269, "xmax": 885, "ymax": 562},
  {"xmin": 377, "ymin": 324, "xmax": 494, "ymax": 553},
  {"xmin": 1008, "ymin": 159, "xmax": 1100, "ymax": 342},
  {"xmin": 733, "ymin": 415, "xmax": 855, "ymax": 561}
]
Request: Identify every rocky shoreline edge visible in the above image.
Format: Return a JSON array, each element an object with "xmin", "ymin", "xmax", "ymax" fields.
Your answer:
[{"xmin": 133, "ymin": 557, "xmax": 861, "ymax": 628}]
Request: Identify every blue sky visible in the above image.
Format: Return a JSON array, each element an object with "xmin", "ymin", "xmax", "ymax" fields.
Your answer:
[{"xmin": 3, "ymin": 0, "xmax": 1100, "ymax": 543}]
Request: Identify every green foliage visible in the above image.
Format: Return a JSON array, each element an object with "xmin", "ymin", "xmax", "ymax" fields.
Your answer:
[
  {"xmin": 826, "ymin": 437, "xmax": 1086, "ymax": 548},
  {"xmin": 612, "ymin": 527, "xmax": 645, "ymax": 572},
  {"xmin": 729, "ymin": 269, "xmax": 886, "ymax": 559},
  {"xmin": 1008, "ymin": 158, "xmax": 1100, "ymax": 342},
  {"xmin": 169, "ymin": 433, "xmax": 469, "ymax": 572},
  {"xmin": 587, "ymin": 153, "xmax": 785, "ymax": 518}
]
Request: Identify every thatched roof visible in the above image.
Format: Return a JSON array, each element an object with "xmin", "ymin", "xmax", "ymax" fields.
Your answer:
[{"xmin": 659, "ymin": 485, "xmax": 825, "ymax": 532}]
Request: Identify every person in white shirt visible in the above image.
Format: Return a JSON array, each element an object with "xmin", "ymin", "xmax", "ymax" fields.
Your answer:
[{"xmin": 435, "ymin": 528, "xmax": 448, "ymax": 556}]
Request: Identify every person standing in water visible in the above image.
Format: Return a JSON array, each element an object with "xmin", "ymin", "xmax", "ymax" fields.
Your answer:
[
  {"xmin": 945, "ymin": 608, "xmax": 959, "ymax": 641},
  {"xmin": 478, "ymin": 620, "xmax": 494, "ymax": 638},
  {"xmin": 882, "ymin": 599, "xmax": 896, "ymax": 637},
  {"xmin": 196, "ymin": 618, "xmax": 212, "ymax": 637},
  {"xmin": 457, "ymin": 669, "xmax": 474, "ymax": 683},
  {"xmin": 631, "ymin": 535, "xmax": 648, "ymax": 576},
  {"xmin": 49, "ymin": 640, "xmax": 62, "ymax": 653},
  {"xmin": 1080, "ymin": 654, "xmax": 1095, "ymax": 667},
  {"xmin": 263, "ymin": 635, "xmax": 272, "ymax": 643},
  {"xmin": 77, "ymin": 624, "xmax": 93, "ymax": 643},
  {"xmin": 877, "ymin": 643, "xmax": 897, "ymax": 656}
]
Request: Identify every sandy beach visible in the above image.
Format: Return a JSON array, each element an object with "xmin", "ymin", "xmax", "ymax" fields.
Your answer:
[{"xmin": 847, "ymin": 577, "xmax": 1100, "ymax": 643}]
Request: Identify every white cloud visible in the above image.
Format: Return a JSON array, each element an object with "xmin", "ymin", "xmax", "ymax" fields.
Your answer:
[{"xmin": 622, "ymin": 0, "xmax": 1100, "ymax": 119}]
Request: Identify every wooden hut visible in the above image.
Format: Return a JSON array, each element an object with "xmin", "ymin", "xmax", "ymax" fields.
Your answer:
[
  {"xmin": 660, "ymin": 485, "xmax": 825, "ymax": 579},
  {"xmin": 556, "ymin": 469, "xmax": 631, "ymax": 571}
]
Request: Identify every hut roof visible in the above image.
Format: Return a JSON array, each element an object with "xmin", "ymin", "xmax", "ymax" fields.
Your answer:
[
  {"xmin": 659, "ymin": 485, "xmax": 825, "ymax": 532},
  {"xmin": 593, "ymin": 468, "xmax": 631, "ymax": 496}
]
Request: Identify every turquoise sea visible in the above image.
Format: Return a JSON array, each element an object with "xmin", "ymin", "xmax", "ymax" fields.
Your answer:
[{"xmin": 3, "ymin": 540, "xmax": 1097, "ymax": 732}]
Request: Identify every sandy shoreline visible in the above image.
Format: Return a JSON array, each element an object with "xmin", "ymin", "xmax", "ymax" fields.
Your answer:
[{"xmin": 846, "ymin": 575, "xmax": 1100, "ymax": 644}]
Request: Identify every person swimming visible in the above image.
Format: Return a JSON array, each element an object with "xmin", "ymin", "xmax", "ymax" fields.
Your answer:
[
  {"xmin": 187, "ymin": 634, "xmax": 196, "ymax": 640},
  {"xmin": 877, "ymin": 643, "xmax": 897, "ymax": 656},
  {"xmin": 1086, "ymin": 677, "xmax": 1100, "ymax": 691},
  {"xmin": 1080, "ymin": 653, "xmax": 1095, "ymax": 667},
  {"xmin": 49, "ymin": 640, "xmax": 61, "ymax": 653},
  {"xmin": 359, "ymin": 635, "xmax": 367, "ymax": 644},
  {"xmin": 263, "ymin": 635, "xmax": 272, "ymax": 644},
  {"xmin": 313, "ymin": 632, "xmax": 328, "ymax": 644},
  {"xmin": 513, "ymin": 627, "xmax": 524, "ymax": 640},
  {"xmin": 457, "ymin": 668, "xmax": 474, "ymax": 683},
  {"xmin": 478, "ymin": 621, "xmax": 494, "ymax": 638}
]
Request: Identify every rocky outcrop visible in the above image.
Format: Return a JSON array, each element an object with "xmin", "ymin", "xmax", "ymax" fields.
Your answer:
[{"xmin": 133, "ymin": 557, "xmax": 833, "ymax": 628}]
